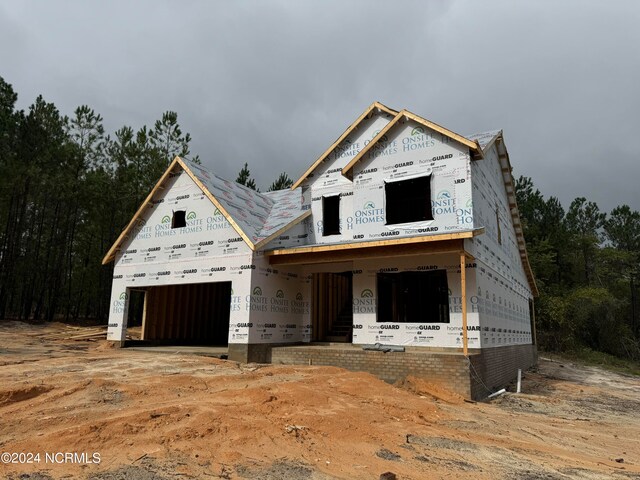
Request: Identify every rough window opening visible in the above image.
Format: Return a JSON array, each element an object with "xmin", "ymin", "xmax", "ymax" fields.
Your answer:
[
  {"xmin": 377, "ymin": 270, "xmax": 450, "ymax": 323},
  {"xmin": 322, "ymin": 195, "xmax": 341, "ymax": 236},
  {"xmin": 385, "ymin": 175, "xmax": 433, "ymax": 225},
  {"xmin": 172, "ymin": 210, "xmax": 186, "ymax": 229}
]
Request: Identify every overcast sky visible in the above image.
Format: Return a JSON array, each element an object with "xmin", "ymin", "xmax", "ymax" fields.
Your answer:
[{"xmin": 1, "ymin": 0, "xmax": 639, "ymax": 212}]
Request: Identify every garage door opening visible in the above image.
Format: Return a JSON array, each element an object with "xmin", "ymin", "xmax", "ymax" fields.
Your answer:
[{"xmin": 141, "ymin": 282, "xmax": 231, "ymax": 346}]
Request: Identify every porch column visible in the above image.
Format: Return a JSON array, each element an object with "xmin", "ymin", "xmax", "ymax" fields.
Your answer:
[{"xmin": 460, "ymin": 251, "xmax": 468, "ymax": 356}]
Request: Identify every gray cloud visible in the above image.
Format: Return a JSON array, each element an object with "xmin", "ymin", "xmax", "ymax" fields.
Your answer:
[{"xmin": 1, "ymin": 0, "xmax": 638, "ymax": 211}]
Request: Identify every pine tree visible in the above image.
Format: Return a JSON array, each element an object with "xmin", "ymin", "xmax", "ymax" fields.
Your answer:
[
  {"xmin": 236, "ymin": 162, "xmax": 257, "ymax": 190},
  {"xmin": 267, "ymin": 172, "xmax": 293, "ymax": 191}
]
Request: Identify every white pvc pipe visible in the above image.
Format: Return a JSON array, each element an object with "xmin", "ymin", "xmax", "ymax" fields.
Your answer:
[
  {"xmin": 487, "ymin": 388, "xmax": 506, "ymax": 399},
  {"xmin": 517, "ymin": 369, "xmax": 522, "ymax": 393}
]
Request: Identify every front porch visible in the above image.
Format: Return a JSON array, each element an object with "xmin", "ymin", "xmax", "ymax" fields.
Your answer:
[
  {"xmin": 269, "ymin": 343, "xmax": 481, "ymax": 398},
  {"xmin": 265, "ymin": 230, "xmax": 485, "ymax": 354},
  {"xmin": 268, "ymin": 342, "xmax": 537, "ymax": 400}
]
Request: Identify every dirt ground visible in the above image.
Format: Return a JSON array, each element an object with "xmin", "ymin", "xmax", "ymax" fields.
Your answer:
[{"xmin": 1, "ymin": 322, "xmax": 639, "ymax": 480}]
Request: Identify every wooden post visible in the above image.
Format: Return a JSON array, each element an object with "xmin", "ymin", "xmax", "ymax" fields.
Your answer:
[
  {"xmin": 141, "ymin": 289, "xmax": 148, "ymax": 341},
  {"xmin": 460, "ymin": 251, "xmax": 468, "ymax": 356}
]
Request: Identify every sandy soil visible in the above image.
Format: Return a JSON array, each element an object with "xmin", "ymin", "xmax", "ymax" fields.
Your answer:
[{"xmin": 1, "ymin": 321, "xmax": 639, "ymax": 480}]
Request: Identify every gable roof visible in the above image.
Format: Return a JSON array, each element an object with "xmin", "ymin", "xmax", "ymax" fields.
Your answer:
[
  {"xmin": 102, "ymin": 157, "xmax": 310, "ymax": 264},
  {"xmin": 290, "ymin": 101, "xmax": 398, "ymax": 189},
  {"xmin": 341, "ymin": 109, "xmax": 483, "ymax": 179}
]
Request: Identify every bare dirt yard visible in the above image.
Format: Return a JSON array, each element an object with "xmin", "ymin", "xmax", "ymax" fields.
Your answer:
[{"xmin": 1, "ymin": 321, "xmax": 639, "ymax": 480}]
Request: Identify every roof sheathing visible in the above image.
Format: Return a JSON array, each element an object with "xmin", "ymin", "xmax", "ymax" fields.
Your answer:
[
  {"xmin": 341, "ymin": 109, "xmax": 483, "ymax": 180},
  {"xmin": 290, "ymin": 101, "xmax": 398, "ymax": 189}
]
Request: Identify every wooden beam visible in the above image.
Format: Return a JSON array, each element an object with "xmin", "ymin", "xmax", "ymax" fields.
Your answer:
[
  {"xmin": 341, "ymin": 109, "xmax": 483, "ymax": 179},
  {"xmin": 179, "ymin": 158, "xmax": 257, "ymax": 250},
  {"xmin": 341, "ymin": 110, "xmax": 406, "ymax": 180},
  {"xmin": 460, "ymin": 251, "xmax": 468, "ymax": 356},
  {"xmin": 269, "ymin": 239, "xmax": 464, "ymax": 265},
  {"xmin": 253, "ymin": 209, "xmax": 312, "ymax": 250},
  {"xmin": 291, "ymin": 102, "xmax": 398, "ymax": 190},
  {"xmin": 102, "ymin": 156, "xmax": 182, "ymax": 264},
  {"xmin": 141, "ymin": 290, "xmax": 148, "ymax": 341},
  {"xmin": 266, "ymin": 229, "xmax": 483, "ymax": 258}
]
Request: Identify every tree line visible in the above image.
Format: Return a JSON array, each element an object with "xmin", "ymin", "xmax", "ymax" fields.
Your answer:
[
  {"xmin": 515, "ymin": 177, "xmax": 640, "ymax": 360},
  {"xmin": 0, "ymin": 77, "xmax": 290, "ymax": 323}
]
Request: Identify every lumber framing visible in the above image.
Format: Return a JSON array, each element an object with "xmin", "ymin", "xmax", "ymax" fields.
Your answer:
[
  {"xmin": 291, "ymin": 102, "xmax": 398, "ymax": 190},
  {"xmin": 265, "ymin": 229, "xmax": 484, "ymax": 265},
  {"xmin": 103, "ymin": 156, "xmax": 313, "ymax": 264},
  {"xmin": 102, "ymin": 156, "xmax": 182, "ymax": 264},
  {"xmin": 341, "ymin": 109, "xmax": 483, "ymax": 180},
  {"xmin": 460, "ymin": 251, "xmax": 468, "ymax": 356},
  {"xmin": 253, "ymin": 209, "xmax": 312, "ymax": 250},
  {"xmin": 180, "ymin": 158, "xmax": 258, "ymax": 250}
]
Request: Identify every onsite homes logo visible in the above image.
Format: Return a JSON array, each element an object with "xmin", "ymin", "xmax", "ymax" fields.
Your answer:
[
  {"xmin": 276, "ymin": 290, "xmax": 285, "ymax": 299},
  {"xmin": 433, "ymin": 190, "xmax": 455, "ymax": 216},
  {"xmin": 186, "ymin": 211, "xmax": 197, "ymax": 220},
  {"xmin": 411, "ymin": 126, "xmax": 425, "ymax": 136},
  {"xmin": 161, "ymin": 215, "xmax": 171, "ymax": 224},
  {"xmin": 457, "ymin": 197, "xmax": 473, "ymax": 226},
  {"xmin": 247, "ymin": 286, "xmax": 267, "ymax": 312},
  {"xmin": 291, "ymin": 292, "xmax": 308, "ymax": 315},
  {"xmin": 112, "ymin": 292, "xmax": 128, "ymax": 314},
  {"xmin": 353, "ymin": 289, "xmax": 375, "ymax": 313},
  {"xmin": 354, "ymin": 201, "xmax": 384, "ymax": 225}
]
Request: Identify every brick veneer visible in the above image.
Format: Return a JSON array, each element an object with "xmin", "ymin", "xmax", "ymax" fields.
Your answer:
[{"xmin": 265, "ymin": 343, "xmax": 537, "ymax": 400}]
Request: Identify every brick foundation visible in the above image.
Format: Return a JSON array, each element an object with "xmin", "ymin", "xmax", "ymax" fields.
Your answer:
[
  {"xmin": 468, "ymin": 343, "xmax": 538, "ymax": 399},
  {"xmin": 267, "ymin": 343, "xmax": 537, "ymax": 400},
  {"xmin": 228, "ymin": 343, "xmax": 291, "ymax": 363}
]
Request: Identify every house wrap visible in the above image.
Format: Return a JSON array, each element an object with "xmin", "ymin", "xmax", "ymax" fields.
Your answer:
[{"xmin": 103, "ymin": 102, "xmax": 538, "ymax": 399}]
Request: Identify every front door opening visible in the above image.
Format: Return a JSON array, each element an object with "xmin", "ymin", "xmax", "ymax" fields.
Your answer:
[
  {"xmin": 312, "ymin": 272, "xmax": 353, "ymax": 342},
  {"xmin": 141, "ymin": 281, "xmax": 231, "ymax": 346}
]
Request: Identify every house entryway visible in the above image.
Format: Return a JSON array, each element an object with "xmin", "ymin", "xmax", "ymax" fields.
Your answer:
[{"xmin": 311, "ymin": 272, "xmax": 353, "ymax": 342}]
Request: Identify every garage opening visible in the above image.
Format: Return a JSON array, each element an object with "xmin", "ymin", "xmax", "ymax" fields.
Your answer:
[{"xmin": 141, "ymin": 282, "xmax": 231, "ymax": 345}]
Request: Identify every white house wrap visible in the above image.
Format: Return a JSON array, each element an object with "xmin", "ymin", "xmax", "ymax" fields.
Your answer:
[{"xmin": 103, "ymin": 102, "xmax": 537, "ymax": 368}]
